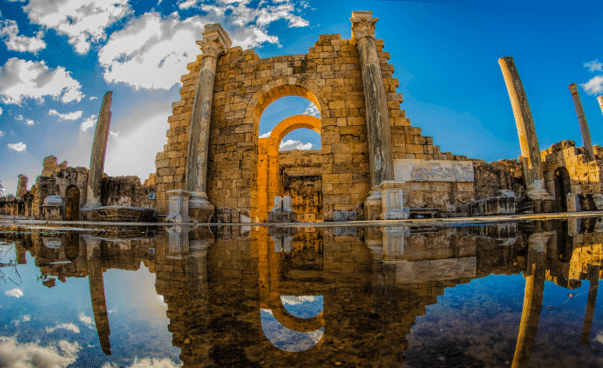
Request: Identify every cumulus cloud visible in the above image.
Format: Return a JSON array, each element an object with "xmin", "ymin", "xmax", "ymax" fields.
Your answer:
[
  {"xmin": 4, "ymin": 288, "xmax": 24, "ymax": 297},
  {"xmin": 98, "ymin": 0, "xmax": 309, "ymax": 90},
  {"xmin": 0, "ymin": 336, "xmax": 80, "ymax": 368},
  {"xmin": 581, "ymin": 75, "xmax": 603, "ymax": 96},
  {"xmin": 22, "ymin": 315, "xmax": 31, "ymax": 322},
  {"xmin": 24, "ymin": 0, "xmax": 131, "ymax": 54},
  {"xmin": 281, "ymin": 295, "xmax": 318, "ymax": 305},
  {"xmin": 259, "ymin": 131, "xmax": 272, "ymax": 138},
  {"xmin": 8, "ymin": 142, "xmax": 26, "ymax": 152},
  {"xmin": 303, "ymin": 103, "xmax": 320, "ymax": 117},
  {"xmin": 78, "ymin": 312, "xmax": 94, "ymax": 329},
  {"xmin": 45, "ymin": 323, "xmax": 80, "ymax": 334},
  {"xmin": 49, "ymin": 109, "xmax": 83, "ymax": 121},
  {"xmin": 280, "ymin": 139, "xmax": 312, "ymax": 151},
  {"xmin": 25, "ymin": 119, "xmax": 34, "ymax": 126},
  {"xmin": 0, "ymin": 58, "xmax": 84, "ymax": 104},
  {"xmin": 0, "ymin": 18, "xmax": 46, "ymax": 54},
  {"xmin": 80, "ymin": 115, "xmax": 96, "ymax": 132},
  {"xmin": 102, "ymin": 358, "xmax": 182, "ymax": 368},
  {"xmin": 584, "ymin": 60, "xmax": 603, "ymax": 73}
]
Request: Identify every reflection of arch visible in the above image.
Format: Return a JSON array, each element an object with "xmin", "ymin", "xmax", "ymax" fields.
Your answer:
[
  {"xmin": 65, "ymin": 185, "xmax": 80, "ymax": 221},
  {"xmin": 257, "ymin": 115, "xmax": 321, "ymax": 222},
  {"xmin": 554, "ymin": 167, "xmax": 571, "ymax": 212}
]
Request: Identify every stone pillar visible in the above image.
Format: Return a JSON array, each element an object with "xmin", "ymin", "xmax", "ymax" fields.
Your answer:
[
  {"xmin": 498, "ymin": 57, "xmax": 551, "ymax": 201},
  {"xmin": 569, "ymin": 83, "xmax": 594, "ymax": 161},
  {"xmin": 83, "ymin": 92, "xmax": 113, "ymax": 210},
  {"xmin": 351, "ymin": 11, "xmax": 395, "ymax": 212},
  {"xmin": 16, "ymin": 174, "xmax": 28, "ymax": 199},
  {"xmin": 185, "ymin": 24, "xmax": 231, "ymax": 219},
  {"xmin": 512, "ymin": 232, "xmax": 550, "ymax": 368},
  {"xmin": 598, "ymin": 96, "xmax": 603, "ymax": 116},
  {"xmin": 580, "ymin": 265, "xmax": 599, "ymax": 345}
]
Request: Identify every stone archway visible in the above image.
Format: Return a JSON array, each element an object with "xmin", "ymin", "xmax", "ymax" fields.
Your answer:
[
  {"xmin": 65, "ymin": 185, "xmax": 80, "ymax": 221},
  {"xmin": 258, "ymin": 115, "xmax": 321, "ymax": 222},
  {"xmin": 554, "ymin": 167, "xmax": 571, "ymax": 212}
]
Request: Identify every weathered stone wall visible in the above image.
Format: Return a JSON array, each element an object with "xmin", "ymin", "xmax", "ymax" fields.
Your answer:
[
  {"xmin": 279, "ymin": 149, "xmax": 322, "ymax": 221},
  {"xmin": 100, "ymin": 176, "xmax": 156, "ymax": 208},
  {"xmin": 473, "ymin": 159, "xmax": 524, "ymax": 200},
  {"xmin": 154, "ymin": 33, "xmax": 447, "ymax": 221}
]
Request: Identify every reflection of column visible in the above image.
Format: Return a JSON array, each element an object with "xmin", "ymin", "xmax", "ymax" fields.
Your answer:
[
  {"xmin": 381, "ymin": 226, "xmax": 409, "ymax": 260},
  {"xmin": 167, "ymin": 225, "xmax": 191, "ymax": 257},
  {"xmin": 569, "ymin": 83, "xmax": 594, "ymax": 161},
  {"xmin": 185, "ymin": 25, "xmax": 231, "ymax": 211},
  {"xmin": 499, "ymin": 58, "xmax": 551, "ymax": 201},
  {"xmin": 87, "ymin": 242, "xmax": 111, "ymax": 355},
  {"xmin": 351, "ymin": 11, "xmax": 394, "ymax": 204},
  {"xmin": 84, "ymin": 92, "xmax": 113, "ymax": 210},
  {"xmin": 512, "ymin": 232, "xmax": 550, "ymax": 368},
  {"xmin": 580, "ymin": 265, "xmax": 600, "ymax": 345}
]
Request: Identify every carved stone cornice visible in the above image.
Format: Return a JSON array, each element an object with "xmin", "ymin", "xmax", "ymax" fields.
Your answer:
[
  {"xmin": 196, "ymin": 39, "xmax": 229, "ymax": 59},
  {"xmin": 197, "ymin": 23, "xmax": 232, "ymax": 59},
  {"xmin": 350, "ymin": 11, "xmax": 378, "ymax": 40}
]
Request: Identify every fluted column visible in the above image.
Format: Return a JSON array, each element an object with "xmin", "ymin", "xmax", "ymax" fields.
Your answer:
[
  {"xmin": 512, "ymin": 232, "xmax": 549, "ymax": 368},
  {"xmin": 83, "ymin": 92, "xmax": 113, "ymax": 209},
  {"xmin": 185, "ymin": 24, "xmax": 231, "ymax": 210},
  {"xmin": 499, "ymin": 58, "xmax": 552, "ymax": 201},
  {"xmin": 569, "ymin": 83, "xmax": 594, "ymax": 161},
  {"xmin": 351, "ymin": 11, "xmax": 394, "ymax": 204}
]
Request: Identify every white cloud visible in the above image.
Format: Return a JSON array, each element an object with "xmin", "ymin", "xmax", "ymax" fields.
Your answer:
[
  {"xmin": 4, "ymin": 288, "xmax": 24, "ymax": 297},
  {"xmin": 80, "ymin": 115, "xmax": 96, "ymax": 132},
  {"xmin": 49, "ymin": 109, "xmax": 83, "ymax": 121},
  {"xmin": 102, "ymin": 358, "xmax": 182, "ymax": 368},
  {"xmin": 24, "ymin": 0, "xmax": 131, "ymax": 54},
  {"xmin": 25, "ymin": 119, "xmax": 34, "ymax": 126},
  {"xmin": 0, "ymin": 336, "xmax": 80, "ymax": 368},
  {"xmin": 22, "ymin": 315, "xmax": 31, "ymax": 322},
  {"xmin": 15, "ymin": 114, "xmax": 23, "ymax": 120},
  {"xmin": 581, "ymin": 75, "xmax": 603, "ymax": 96},
  {"xmin": 0, "ymin": 58, "xmax": 84, "ymax": 104},
  {"xmin": 178, "ymin": 0, "xmax": 196, "ymax": 9},
  {"xmin": 280, "ymin": 139, "xmax": 312, "ymax": 151},
  {"xmin": 0, "ymin": 107, "xmax": 3, "ymax": 115},
  {"xmin": 109, "ymin": 130, "xmax": 119, "ymax": 140},
  {"xmin": 78, "ymin": 312, "xmax": 94, "ymax": 329},
  {"xmin": 45, "ymin": 323, "xmax": 80, "ymax": 334},
  {"xmin": 584, "ymin": 60, "xmax": 603, "ymax": 73},
  {"xmin": 259, "ymin": 131, "xmax": 272, "ymax": 138},
  {"xmin": 0, "ymin": 18, "xmax": 46, "ymax": 54},
  {"xmin": 303, "ymin": 103, "xmax": 319, "ymax": 117},
  {"xmin": 8, "ymin": 142, "xmax": 26, "ymax": 152},
  {"xmin": 0, "ymin": 131, "xmax": 4, "ymax": 138},
  {"xmin": 281, "ymin": 295, "xmax": 318, "ymax": 305},
  {"xmin": 89, "ymin": 96, "xmax": 97, "ymax": 100}
]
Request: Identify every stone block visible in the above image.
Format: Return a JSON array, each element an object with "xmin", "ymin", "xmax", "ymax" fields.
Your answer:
[
  {"xmin": 567, "ymin": 194, "xmax": 581, "ymax": 213},
  {"xmin": 267, "ymin": 211, "xmax": 297, "ymax": 223},
  {"xmin": 380, "ymin": 181, "xmax": 408, "ymax": 220}
]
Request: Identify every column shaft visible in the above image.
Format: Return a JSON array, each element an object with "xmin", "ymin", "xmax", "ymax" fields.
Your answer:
[
  {"xmin": 598, "ymin": 96, "xmax": 603, "ymax": 116},
  {"xmin": 85, "ymin": 92, "xmax": 112, "ymax": 209},
  {"xmin": 499, "ymin": 57, "xmax": 550, "ymax": 200},
  {"xmin": 569, "ymin": 83, "xmax": 594, "ymax": 161}
]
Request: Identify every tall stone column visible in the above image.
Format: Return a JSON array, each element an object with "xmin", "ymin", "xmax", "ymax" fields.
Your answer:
[
  {"xmin": 569, "ymin": 83, "xmax": 594, "ymax": 161},
  {"xmin": 499, "ymin": 57, "xmax": 551, "ymax": 200},
  {"xmin": 16, "ymin": 174, "xmax": 28, "ymax": 198},
  {"xmin": 512, "ymin": 232, "xmax": 549, "ymax": 368},
  {"xmin": 598, "ymin": 96, "xmax": 603, "ymax": 116},
  {"xmin": 185, "ymin": 24, "xmax": 231, "ymax": 217},
  {"xmin": 351, "ymin": 11, "xmax": 395, "ymax": 213},
  {"xmin": 83, "ymin": 92, "xmax": 113, "ymax": 210}
]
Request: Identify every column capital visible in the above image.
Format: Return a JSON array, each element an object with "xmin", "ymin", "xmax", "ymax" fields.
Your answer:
[
  {"xmin": 350, "ymin": 11, "xmax": 378, "ymax": 40},
  {"xmin": 197, "ymin": 23, "xmax": 232, "ymax": 59}
]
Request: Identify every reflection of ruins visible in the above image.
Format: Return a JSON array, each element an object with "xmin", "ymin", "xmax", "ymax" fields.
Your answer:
[{"xmin": 2, "ymin": 219, "xmax": 603, "ymax": 365}]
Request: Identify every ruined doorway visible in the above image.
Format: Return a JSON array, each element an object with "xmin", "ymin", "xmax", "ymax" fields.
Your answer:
[
  {"xmin": 65, "ymin": 185, "xmax": 80, "ymax": 221},
  {"xmin": 554, "ymin": 167, "xmax": 571, "ymax": 212}
]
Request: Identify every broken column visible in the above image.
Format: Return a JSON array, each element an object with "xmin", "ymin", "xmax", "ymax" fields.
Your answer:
[
  {"xmin": 83, "ymin": 92, "xmax": 113, "ymax": 210},
  {"xmin": 569, "ymin": 83, "xmax": 594, "ymax": 161},
  {"xmin": 185, "ymin": 24, "xmax": 231, "ymax": 221},
  {"xmin": 498, "ymin": 57, "xmax": 552, "ymax": 201},
  {"xmin": 351, "ymin": 11, "xmax": 395, "ymax": 218},
  {"xmin": 597, "ymin": 95, "xmax": 603, "ymax": 116},
  {"xmin": 16, "ymin": 174, "xmax": 28, "ymax": 199}
]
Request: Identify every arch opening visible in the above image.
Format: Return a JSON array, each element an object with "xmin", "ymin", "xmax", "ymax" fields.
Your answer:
[
  {"xmin": 554, "ymin": 167, "xmax": 571, "ymax": 212},
  {"xmin": 65, "ymin": 185, "xmax": 80, "ymax": 221}
]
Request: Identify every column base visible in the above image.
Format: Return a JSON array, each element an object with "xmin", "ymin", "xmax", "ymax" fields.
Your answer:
[
  {"xmin": 166, "ymin": 189, "xmax": 192, "ymax": 223},
  {"xmin": 189, "ymin": 191, "xmax": 215, "ymax": 222},
  {"xmin": 364, "ymin": 188, "xmax": 383, "ymax": 220}
]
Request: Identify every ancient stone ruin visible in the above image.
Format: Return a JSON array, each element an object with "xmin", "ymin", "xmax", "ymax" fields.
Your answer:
[{"xmin": 3, "ymin": 10, "xmax": 603, "ymax": 222}]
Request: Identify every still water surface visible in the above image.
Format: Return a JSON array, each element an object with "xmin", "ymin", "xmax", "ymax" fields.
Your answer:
[{"xmin": 1, "ymin": 218, "xmax": 603, "ymax": 367}]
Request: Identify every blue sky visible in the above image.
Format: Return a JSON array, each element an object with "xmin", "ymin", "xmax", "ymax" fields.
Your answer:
[{"xmin": 1, "ymin": 0, "xmax": 602, "ymax": 195}]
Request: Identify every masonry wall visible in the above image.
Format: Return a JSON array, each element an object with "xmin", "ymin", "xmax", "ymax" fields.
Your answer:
[
  {"xmin": 280, "ymin": 149, "xmax": 323, "ymax": 221},
  {"xmin": 154, "ymin": 33, "xmax": 449, "ymax": 221}
]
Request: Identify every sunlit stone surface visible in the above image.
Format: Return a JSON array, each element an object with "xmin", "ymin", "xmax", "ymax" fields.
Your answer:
[{"xmin": 1, "ymin": 218, "xmax": 603, "ymax": 367}]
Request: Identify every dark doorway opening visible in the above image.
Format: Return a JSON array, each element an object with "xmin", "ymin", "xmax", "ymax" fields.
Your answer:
[
  {"xmin": 65, "ymin": 185, "xmax": 80, "ymax": 221},
  {"xmin": 554, "ymin": 168, "xmax": 571, "ymax": 212}
]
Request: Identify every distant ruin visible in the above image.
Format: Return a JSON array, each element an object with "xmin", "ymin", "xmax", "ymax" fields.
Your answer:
[{"xmin": 2, "ymin": 11, "xmax": 603, "ymax": 222}]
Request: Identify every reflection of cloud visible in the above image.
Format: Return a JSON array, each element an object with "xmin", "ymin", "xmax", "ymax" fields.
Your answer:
[
  {"xmin": 281, "ymin": 295, "xmax": 317, "ymax": 305},
  {"xmin": 102, "ymin": 358, "xmax": 182, "ymax": 368},
  {"xmin": 0, "ymin": 336, "xmax": 80, "ymax": 368},
  {"xmin": 261, "ymin": 310, "xmax": 323, "ymax": 352},
  {"xmin": 5, "ymin": 288, "xmax": 23, "ymax": 298},
  {"xmin": 303, "ymin": 103, "xmax": 320, "ymax": 117},
  {"xmin": 595, "ymin": 332, "xmax": 603, "ymax": 345},
  {"xmin": 45, "ymin": 323, "xmax": 80, "ymax": 334},
  {"xmin": 78, "ymin": 313, "xmax": 94, "ymax": 329}
]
